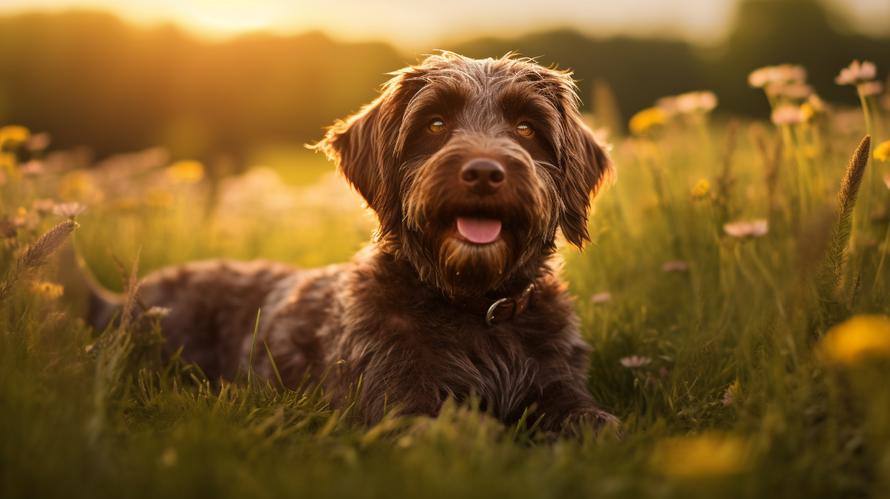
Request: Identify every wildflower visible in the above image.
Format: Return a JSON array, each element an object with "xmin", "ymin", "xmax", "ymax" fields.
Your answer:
[
  {"xmin": 590, "ymin": 292, "xmax": 612, "ymax": 304},
  {"xmin": 619, "ymin": 355, "xmax": 652, "ymax": 368},
  {"xmin": 0, "ymin": 125, "xmax": 30, "ymax": 148},
  {"xmin": 690, "ymin": 178, "xmax": 711, "ymax": 200},
  {"xmin": 770, "ymin": 104, "xmax": 805, "ymax": 126},
  {"xmin": 165, "ymin": 160, "xmax": 204, "ymax": 183},
  {"xmin": 722, "ymin": 380, "xmax": 740, "ymax": 407},
  {"xmin": 748, "ymin": 64, "xmax": 806, "ymax": 88},
  {"xmin": 765, "ymin": 82, "xmax": 812, "ymax": 100},
  {"xmin": 874, "ymin": 140, "xmax": 890, "ymax": 162},
  {"xmin": 30, "ymin": 280, "xmax": 64, "ymax": 299},
  {"xmin": 723, "ymin": 219, "xmax": 768, "ymax": 239},
  {"xmin": 145, "ymin": 306, "xmax": 171, "ymax": 319},
  {"xmin": 27, "ymin": 132, "xmax": 51, "ymax": 152},
  {"xmin": 661, "ymin": 260, "xmax": 689, "ymax": 273},
  {"xmin": 657, "ymin": 91, "xmax": 718, "ymax": 115},
  {"xmin": 835, "ymin": 60, "xmax": 877, "ymax": 85},
  {"xmin": 807, "ymin": 94, "xmax": 827, "ymax": 113},
  {"xmin": 52, "ymin": 202, "xmax": 86, "ymax": 219},
  {"xmin": 818, "ymin": 315, "xmax": 890, "ymax": 365},
  {"xmin": 651, "ymin": 433, "xmax": 751, "ymax": 478},
  {"xmin": 858, "ymin": 81, "xmax": 883, "ymax": 97},
  {"xmin": 629, "ymin": 107, "xmax": 667, "ymax": 136}
]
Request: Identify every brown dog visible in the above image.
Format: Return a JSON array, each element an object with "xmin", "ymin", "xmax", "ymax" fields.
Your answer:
[{"xmin": 91, "ymin": 52, "xmax": 616, "ymax": 432}]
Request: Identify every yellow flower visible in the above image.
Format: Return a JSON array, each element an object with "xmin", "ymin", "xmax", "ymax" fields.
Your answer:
[
  {"xmin": 818, "ymin": 315, "xmax": 890, "ymax": 365},
  {"xmin": 629, "ymin": 107, "xmax": 667, "ymax": 136},
  {"xmin": 30, "ymin": 280, "xmax": 64, "ymax": 299},
  {"xmin": 874, "ymin": 140, "xmax": 890, "ymax": 162},
  {"xmin": 651, "ymin": 433, "xmax": 751, "ymax": 478},
  {"xmin": 165, "ymin": 160, "xmax": 205, "ymax": 184},
  {"xmin": 690, "ymin": 178, "xmax": 711, "ymax": 200},
  {"xmin": 800, "ymin": 102, "xmax": 815, "ymax": 122},
  {"xmin": 0, "ymin": 125, "xmax": 30, "ymax": 148}
]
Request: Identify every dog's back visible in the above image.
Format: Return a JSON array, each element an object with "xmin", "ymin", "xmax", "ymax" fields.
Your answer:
[{"xmin": 87, "ymin": 259, "xmax": 297, "ymax": 380}]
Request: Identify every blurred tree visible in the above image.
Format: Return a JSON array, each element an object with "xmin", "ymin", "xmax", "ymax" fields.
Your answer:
[{"xmin": 0, "ymin": 3, "xmax": 886, "ymax": 162}]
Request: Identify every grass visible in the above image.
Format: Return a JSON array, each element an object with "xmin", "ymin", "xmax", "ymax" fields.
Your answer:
[{"xmin": 2, "ymin": 83, "xmax": 890, "ymax": 498}]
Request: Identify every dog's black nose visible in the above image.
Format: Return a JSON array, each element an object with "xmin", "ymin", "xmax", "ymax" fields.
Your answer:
[{"xmin": 460, "ymin": 159, "xmax": 506, "ymax": 195}]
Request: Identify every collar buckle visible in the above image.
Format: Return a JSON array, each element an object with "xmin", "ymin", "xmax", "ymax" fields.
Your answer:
[{"xmin": 485, "ymin": 297, "xmax": 513, "ymax": 326}]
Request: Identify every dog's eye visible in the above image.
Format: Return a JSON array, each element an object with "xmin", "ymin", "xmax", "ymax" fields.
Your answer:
[
  {"xmin": 516, "ymin": 122, "xmax": 534, "ymax": 138},
  {"xmin": 428, "ymin": 118, "xmax": 446, "ymax": 134}
]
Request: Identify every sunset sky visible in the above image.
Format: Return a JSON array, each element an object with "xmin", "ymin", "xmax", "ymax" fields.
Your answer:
[{"xmin": 2, "ymin": 0, "xmax": 889, "ymax": 46}]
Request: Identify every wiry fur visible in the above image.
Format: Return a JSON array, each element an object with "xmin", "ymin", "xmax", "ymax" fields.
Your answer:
[{"xmin": 91, "ymin": 52, "xmax": 616, "ymax": 432}]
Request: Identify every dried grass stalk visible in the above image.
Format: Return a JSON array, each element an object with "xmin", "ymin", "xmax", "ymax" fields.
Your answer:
[
  {"xmin": 816, "ymin": 135, "xmax": 870, "ymax": 321},
  {"xmin": 0, "ymin": 219, "xmax": 77, "ymax": 302}
]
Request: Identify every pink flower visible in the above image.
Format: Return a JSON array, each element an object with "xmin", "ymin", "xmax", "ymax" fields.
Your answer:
[
  {"xmin": 765, "ymin": 82, "xmax": 813, "ymax": 100},
  {"xmin": 590, "ymin": 292, "xmax": 612, "ymax": 304},
  {"xmin": 620, "ymin": 355, "xmax": 652, "ymax": 368},
  {"xmin": 658, "ymin": 91, "xmax": 718, "ymax": 115},
  {"xmin": 724, "ymin": 219, "xmax": 769, "ymax": 239},
  {"xmin": 836, "ymin": 60, "xmax": 877, "ymax": 85},
  {"xmin": 770, "ymin": 104, "xmax": 805, "ymax": 126},
  {"xmin": 748, "ymin": 64, "xmax": 806, "ymax": 88},
  {"xmin": 52, "ymin": 202, "xmax": 86, "ymax": 218}
]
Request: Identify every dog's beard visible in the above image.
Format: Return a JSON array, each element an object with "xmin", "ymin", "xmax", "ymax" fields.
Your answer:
[{"xmin": 436, "ymin": 235, "xmax": 513, "ymax": 296}]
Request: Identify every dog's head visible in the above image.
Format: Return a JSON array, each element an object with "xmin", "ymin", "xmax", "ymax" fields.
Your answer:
[{"xmin": 318, "ymin": 52, "xmax": 611, "ymax": 297}]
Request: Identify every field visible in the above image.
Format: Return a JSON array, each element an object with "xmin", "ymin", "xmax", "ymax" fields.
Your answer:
[{"xmin": 2, "ymin": 63, "xmax": 890, "ymax": 499}]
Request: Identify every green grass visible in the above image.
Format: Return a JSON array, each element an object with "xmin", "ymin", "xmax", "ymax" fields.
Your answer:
[{"xmin": 2, "ymin": 110, "xmax": 890, "ymax": 499}]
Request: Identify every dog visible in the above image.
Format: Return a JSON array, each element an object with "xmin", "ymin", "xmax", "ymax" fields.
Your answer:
[{"xmin": 89, "ymin": 52, "xmax": 617, "ymax": 433}]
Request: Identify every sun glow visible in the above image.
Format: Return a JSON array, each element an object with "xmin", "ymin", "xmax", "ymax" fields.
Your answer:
[{"xmin": 172, "ymin": 0, "xmax": 289, "ymax": 37}]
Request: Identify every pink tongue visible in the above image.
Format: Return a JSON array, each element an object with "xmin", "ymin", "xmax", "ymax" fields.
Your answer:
[{"xmin": 456, "ymin": 217, "xmax": 502, "ymax": 244}]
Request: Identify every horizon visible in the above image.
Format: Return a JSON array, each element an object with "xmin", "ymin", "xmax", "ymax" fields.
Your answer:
[{"xmin": 2, "ymin": 0, "xmax": 889, "ymax": 48}]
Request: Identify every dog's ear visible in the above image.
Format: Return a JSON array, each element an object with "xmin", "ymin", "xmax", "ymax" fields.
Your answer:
[
  {"xmin": 315, "ymin": 73, "xmax": 417, "ymax": 232},
  {"xmin": 551, "ymin": 75, "xmax": 612, "ymax": 248},
  {"xmin": 317, "ymin": 96, "xmax": 389, "ymax": 215}
]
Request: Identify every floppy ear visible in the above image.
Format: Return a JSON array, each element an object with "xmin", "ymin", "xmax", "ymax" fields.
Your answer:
[
  {"xmin": 315, "ymin": 74, "xmax": 416, "ymax": 233},
  {"xmin": 317, "ymin": 97, "xmax": 389, "ymax": 214},
  {"xmin": 553, "ymin": 82, "xmax": 612, "ymax": 248},
  {"xmin": 558, "ymin": 115, "xmax": 611, "ymax": 247},
  {"xmin": 559, "ymin": 103, "xmax": 612, "ymax": 248}
]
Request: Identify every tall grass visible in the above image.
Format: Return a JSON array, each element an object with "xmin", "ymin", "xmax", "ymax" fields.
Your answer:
[{"xmin": 2, "ymin": 69, "xmax": 890, "ymax": 499}]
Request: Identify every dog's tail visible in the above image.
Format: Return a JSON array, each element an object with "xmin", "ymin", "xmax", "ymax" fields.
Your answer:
[{"xmin": 57, "ymin": 239, "xmax": 122, "ymax": 332}]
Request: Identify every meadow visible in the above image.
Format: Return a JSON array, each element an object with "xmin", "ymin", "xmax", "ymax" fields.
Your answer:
[{"xmin": 2, "ymin": 61, "xmax": 890, "ymax": 499}]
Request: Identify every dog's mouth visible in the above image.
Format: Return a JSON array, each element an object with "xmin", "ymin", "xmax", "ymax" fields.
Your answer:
[{"xmin": 455, "ymin": 216, "xmax": 502, "ymax": 245}]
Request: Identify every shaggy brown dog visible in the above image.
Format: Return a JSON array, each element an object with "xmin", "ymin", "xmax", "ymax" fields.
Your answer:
[{"xmin": 92, "ymin": 52, "xmax": 617, "ymax": 432}]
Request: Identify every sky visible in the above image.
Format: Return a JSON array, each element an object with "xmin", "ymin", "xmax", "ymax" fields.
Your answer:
[{"xmin": 1, "ymin": 0, "xmax": 889, "ymax": 47}]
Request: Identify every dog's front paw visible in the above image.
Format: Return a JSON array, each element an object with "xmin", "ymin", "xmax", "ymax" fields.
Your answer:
[{"xmin": 563, "ymin": 407, "xmax": 622, "ymax": 439}]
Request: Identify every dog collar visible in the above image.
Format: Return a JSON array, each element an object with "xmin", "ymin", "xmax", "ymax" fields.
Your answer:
[{"xmin": 454, "ymin": 281, "xmax": 536, "ymax": 326}]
